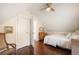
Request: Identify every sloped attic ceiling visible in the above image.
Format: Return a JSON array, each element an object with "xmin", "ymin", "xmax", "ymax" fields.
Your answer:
[
  {"xmin": 0, "ymin": 3, "xmax": 45, "ymax": 24},
  {"xmin": 0, "ymin": 3, "xmax": 79, "ymax": 32},
  {"xmin": 31, "ymin": 3, "xmax": 79, "ymax": 32},
  {"xmin": 0, "ymin": 3, "xmax": 32, "ymax": 24}
]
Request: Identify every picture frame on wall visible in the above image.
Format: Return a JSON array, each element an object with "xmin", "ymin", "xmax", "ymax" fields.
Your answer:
[{"xmin": 4, "ymin": 26, "xmax": 13, "ymax": 33}]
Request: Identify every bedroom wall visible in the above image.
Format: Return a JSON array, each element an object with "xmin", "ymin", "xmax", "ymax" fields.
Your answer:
[
  {"xmin": 0, "ymin": 12, "xmax": 32, "ymax": 49},
  {"xmin": 0, "ymin": 18, "xmax": 17, "ymax": 43},
  {"xmin": 33, "ymin": 16, "xmax": 43, "ymax": 41},
  {"xmin": 34, "ymin": 3, "xmax": 79, "ymax": 33}
]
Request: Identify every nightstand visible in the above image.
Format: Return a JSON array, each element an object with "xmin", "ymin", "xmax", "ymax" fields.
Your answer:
[{"xmin": 39, "ymin": 32, "xmax": 47, "ymax": 41}]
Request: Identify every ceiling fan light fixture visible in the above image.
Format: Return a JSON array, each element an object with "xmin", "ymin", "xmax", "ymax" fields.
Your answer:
[
  {"xmin": 40, "ymin": 3, "xmax": 55, "ymax": 12},
  {"xmin": 46, "ymin": 7, "xmax": 51, "ymax": 11}
]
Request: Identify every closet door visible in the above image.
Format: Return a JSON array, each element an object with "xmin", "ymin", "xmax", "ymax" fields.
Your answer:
[{"xmin": 16, "ymin": 14, "xmax": 30, "ymax": 49}]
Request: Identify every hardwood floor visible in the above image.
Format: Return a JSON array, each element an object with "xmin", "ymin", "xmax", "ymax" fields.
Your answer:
[
  {"xmin": 16, "ymin": 45, "xmax": 34, "ymax": 55},
  {"xmin": 16, "ymin": 41, "xmax": 71, "ymax": 55}
]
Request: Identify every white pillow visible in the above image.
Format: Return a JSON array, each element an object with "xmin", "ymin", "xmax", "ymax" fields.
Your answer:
[
  {"xmin": 69, "ymin": 33, "xmax": 79, "ymax": 40},
  {"xmin": 66, "ymin": 33, "xmax": 72, "ymax": 39},
  {"xmin": 75, "ymin": 30, "xmax": 79, "ymax": 35},
  {"xmin": 66, "ymin": 30, "xmax": 79, "ymax": 39}
]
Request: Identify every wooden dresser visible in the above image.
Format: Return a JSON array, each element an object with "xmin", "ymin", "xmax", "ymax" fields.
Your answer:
[
  {"xmin": 71, "ymin": 39, "xmax": 79, "ymax": 55},
  {"xmin": 39, "ymin": 32, "xmax": 46, "ymax": 41}
]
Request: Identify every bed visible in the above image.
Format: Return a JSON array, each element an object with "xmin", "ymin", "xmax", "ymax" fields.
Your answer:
[{"xmin": 44, "ymin": 30, "xmax": 79, "ymax": 50}]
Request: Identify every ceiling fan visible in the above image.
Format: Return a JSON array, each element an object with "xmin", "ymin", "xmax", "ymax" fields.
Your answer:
[{"xmin": 40, "ymin": 3, "xmax": 55, "ymax": 11}]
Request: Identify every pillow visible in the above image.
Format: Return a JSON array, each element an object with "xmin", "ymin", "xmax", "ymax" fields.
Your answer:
[
  {"xmin": 75, "ymin": 30, "xmax": 79, "ymax": 35},
  {"xmin": 66, "ymin": 33, "xmax": 72, "ymax": 39},
  {"xmin": 69, "ymin": 33, "xmax": 79, "ymax": 40},
  {"xmin": 66, "ymin": 30, "xmax": 79, "ymax": 39},
  {"xmin": 70, "ymin": 35, "xmax": 79, "ymax": 40}
]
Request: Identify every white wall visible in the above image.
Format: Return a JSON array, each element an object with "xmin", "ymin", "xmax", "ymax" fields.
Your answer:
[
  {"xmin": 0, "ymin": 17, "xmax": 17, "ymax": 43},
  {"xmin": 0, "ymin": 12, "xmax": 32, "ymax": 49},
  {"xmin": 33, "ymin": 16, "xmax": 43, "ymax": 41}
]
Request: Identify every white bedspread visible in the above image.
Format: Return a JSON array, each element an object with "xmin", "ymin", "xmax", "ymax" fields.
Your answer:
[{"xmin": 44, "ymin": 34, "xmax": 71, "ymax": 49}]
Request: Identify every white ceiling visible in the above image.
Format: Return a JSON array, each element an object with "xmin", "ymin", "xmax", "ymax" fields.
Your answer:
[
  {"xmin": 0, "ymin": 3, "xmax": 79, "ymax": 30},
  {"xmin": 0, "ymin": 3, "xmax": 35, "ymax": 24},
  {"xmin": 0, "ymin": 3, "xmax": 47, "ymax": 24},
  {"xmin": 30, "ymin": 3, "xmax": 79, "ymax": 32},
  {"xmin": 0, "ymin": 3, "xmax": 78, "ymax": 23},
  {"xmin": 35, "ymin": 3, "xmax": 79, "ymax": 32},
  {"xmin": 1, "ymin": 3, "xmax": 60, "ymax": 24}
]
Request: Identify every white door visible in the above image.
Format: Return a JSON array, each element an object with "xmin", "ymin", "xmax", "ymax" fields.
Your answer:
[
  {"xmin": 16, "ymin": 14, "xmax": 30, "ymax": 49},
  {"xmin": 30, "ymin": 17, "xmax": 34, "ymax": 47}
]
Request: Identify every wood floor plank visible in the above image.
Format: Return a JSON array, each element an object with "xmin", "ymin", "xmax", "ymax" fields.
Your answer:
[{"xmin": 16, "ymin": 41, "xmax": 71, "ymax": 55}]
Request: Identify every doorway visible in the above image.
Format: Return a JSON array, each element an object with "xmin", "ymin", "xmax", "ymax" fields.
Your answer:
[{"xmin": 16, "ymin": 14, "xmax": 32, "ymax": 49}]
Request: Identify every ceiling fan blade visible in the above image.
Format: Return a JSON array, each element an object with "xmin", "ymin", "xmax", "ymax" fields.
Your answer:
[
  {"xmin": 47, "ymin": 3, "xmax": 52, "ymax": 7},
  {"xmin": 40, "ymin": 8, "xmax": 46, "ymax": 11},
  {"xmin": 51, "ymin": 8, "xmax": 55, "ymax": 11},
  {"xmin": 40, "ymin": 3, "xmax": 55, "ymax": 11}
]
